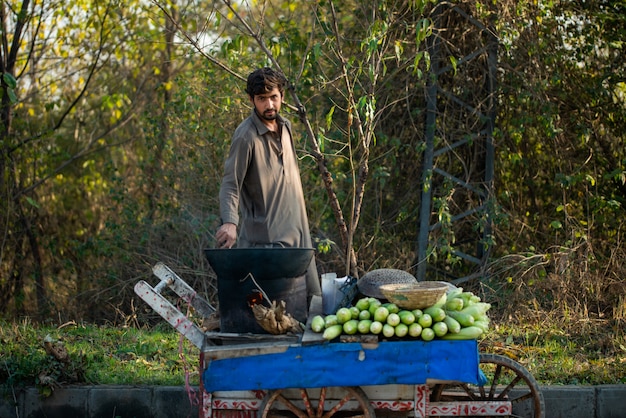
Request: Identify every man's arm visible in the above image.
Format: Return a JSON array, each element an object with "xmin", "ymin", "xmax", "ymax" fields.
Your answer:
[{"xmin": 217, "ymin": 120, "xmax": 255, "ymax": 248}]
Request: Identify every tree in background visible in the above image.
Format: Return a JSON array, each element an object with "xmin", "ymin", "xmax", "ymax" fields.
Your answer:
[
  {"xmin": 0, "ymin": 0, "xmax": 623, "ymax": 324},
  {"xmin": 0, "ymin": 0, "xmax": 133, "ymax": 317},
  {"xmin": 0, "ymin": 0, "xmax": 204, "ymax": 319},
  {"xmin": 490, "ymin": 0, "xmax": 626, "ymax": 319}
]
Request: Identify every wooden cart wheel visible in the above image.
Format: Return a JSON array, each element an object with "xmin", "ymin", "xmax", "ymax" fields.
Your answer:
[
  {"xmin": 258, "ymin": 386, "xmax": 375, "ymax": 418},
  {"xmin": 430, "ymin": 353, "xmax": 545, "ymax": 418}
]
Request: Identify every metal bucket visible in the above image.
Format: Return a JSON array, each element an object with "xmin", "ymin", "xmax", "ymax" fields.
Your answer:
[{"xmin": 204, "ymin": 248, "xmax": 314, "ymax": 333}]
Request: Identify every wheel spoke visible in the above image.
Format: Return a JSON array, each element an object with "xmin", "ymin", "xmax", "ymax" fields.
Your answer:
[
  {"xmin": 476, "ymin": 384, "xmax": 486, "ymax": 399},
  {"xmin": 458, "ymin": 383, "xmax": 480, "ymax": 400},
  {"xmin": 260, "ymin": 386, "xmax": 375, "ymax": 418},
  {"xmin": 488, "ymin": 364, "xmax": 503, "ymax": 399},
  {"xmin": 274, "ymin": 391, "xmax": 309, "ymax": 418},
  {"xmin": 299, "ymin": 388, "xmax": 315, "ymax": 418},
  {"xmin": 321, "ymin": 390, "xmax": 356, "ymax": 418},
  {"xmin": 430, "ymin": 353, "xmax": 545, "ymax": 418},
  {"xmin": 316, "ymin": 388, "xmax": 327, "ymax": 418},
  {"xmin": 496, "ymin": 376, "xmax": 523, "ymax": 400}
]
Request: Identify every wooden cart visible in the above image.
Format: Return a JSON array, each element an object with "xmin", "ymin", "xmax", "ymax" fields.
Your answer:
[{"xmin": 135, "ymin": 262, "xmax": 545, "ymax": 418}]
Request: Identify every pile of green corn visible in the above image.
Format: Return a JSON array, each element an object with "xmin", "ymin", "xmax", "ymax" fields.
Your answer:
[{"xmin": 311, "ymin": 288, "xmax": 491, "ymax": 341}]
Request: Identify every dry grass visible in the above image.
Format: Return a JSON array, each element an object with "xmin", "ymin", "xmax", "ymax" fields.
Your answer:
[{"xmin": 472, "ymin": 241, "xmax": 626, "ymax": 385}]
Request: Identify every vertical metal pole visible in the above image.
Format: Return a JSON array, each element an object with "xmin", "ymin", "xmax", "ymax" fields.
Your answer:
[
  {"xmin": 415, "ymin": 3, "xmax": 442, "ymax": 281},
  {"xmin": 479, "ymin": 10, "xmax": 498, "ymax": 262}
]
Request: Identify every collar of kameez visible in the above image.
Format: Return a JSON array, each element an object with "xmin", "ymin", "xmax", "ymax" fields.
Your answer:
[{"xmin": 250, "ymin": 109, "xmax": 286, "ymax": 136}]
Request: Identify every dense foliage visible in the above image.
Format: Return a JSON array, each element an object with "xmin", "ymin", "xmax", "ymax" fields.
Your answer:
[{"xmin": 0, "ymin": 0, "xmax": 624, "ymax": 333}]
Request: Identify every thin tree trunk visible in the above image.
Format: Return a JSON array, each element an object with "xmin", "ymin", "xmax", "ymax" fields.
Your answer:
[{"xmin": 18, "ymin": 202, "xmax": 47, "ymax": 317}]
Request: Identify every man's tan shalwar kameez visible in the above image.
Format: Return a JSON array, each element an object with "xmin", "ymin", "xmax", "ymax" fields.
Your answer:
[{"xmin": 219, "ymin": 111, "xmax": 321, "ymax": 296}]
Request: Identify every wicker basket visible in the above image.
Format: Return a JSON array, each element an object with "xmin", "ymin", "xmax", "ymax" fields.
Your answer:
[
  {"xmin": 379, "ymin": 282, "xmax": 448, "ymax": 309},
  {"xmin": 357, "ymin": 268, "xmax": 418, "ymax": 299}
]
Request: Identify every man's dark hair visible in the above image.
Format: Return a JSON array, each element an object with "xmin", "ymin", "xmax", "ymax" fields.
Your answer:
[{"xmin": 246, "ymin": 67, "xmax": 287, "ymax": 97}]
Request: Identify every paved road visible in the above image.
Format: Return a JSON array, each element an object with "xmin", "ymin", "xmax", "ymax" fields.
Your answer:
[{"xmin": 1, "ymin": 384, "xmax": 625, "ymax": 417}]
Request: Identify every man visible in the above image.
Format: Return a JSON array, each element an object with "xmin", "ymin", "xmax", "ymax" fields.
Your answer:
[{"xmin": 215, "ymin": 67, "xmax": 321, "ymax": 298}]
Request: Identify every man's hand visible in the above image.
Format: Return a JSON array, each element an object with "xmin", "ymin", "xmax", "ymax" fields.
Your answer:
[{"xmin": 215, "ymin": 223, "xmax": 237, "ymax": 248}]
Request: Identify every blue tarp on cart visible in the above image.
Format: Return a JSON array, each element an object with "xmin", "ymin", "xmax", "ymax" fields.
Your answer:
[{"xmin": 202, "ymin": 340, "xmax": 481, "ymax": 391}]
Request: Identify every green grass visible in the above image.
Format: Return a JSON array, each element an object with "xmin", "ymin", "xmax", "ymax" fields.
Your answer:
[
  {"xmin": 1, "ymin": 313, "xmax": 624, "ymax": 395},
  {"xmin": 1, "ymin": 319, "xmax": 200, "ymax": 393},
  {"xmin": 479, "ymin": 319, "xmax": 626, "ymax": 386}
]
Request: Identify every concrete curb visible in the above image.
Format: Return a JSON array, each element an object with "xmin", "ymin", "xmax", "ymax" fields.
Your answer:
[
  {"xmin": 543, "ymin": 385, "xmax": 626, "ymax": 418},
  {"xmin": 1, "ymin": 384, "xmax": 625, "ymax": 417},
  {"xmin": 1, "ymin": 386, "xmax": 198, "ymax": 418}
]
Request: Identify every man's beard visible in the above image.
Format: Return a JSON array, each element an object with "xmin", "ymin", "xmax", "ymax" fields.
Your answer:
[{"xmin": 256, "ymin": 108, "xmax": 278, "ymax": 121}]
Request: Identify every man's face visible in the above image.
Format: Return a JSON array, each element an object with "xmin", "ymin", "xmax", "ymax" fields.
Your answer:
[{"xmin": 250, "ymin": 87, "xmax": 282, "ymax": 122}]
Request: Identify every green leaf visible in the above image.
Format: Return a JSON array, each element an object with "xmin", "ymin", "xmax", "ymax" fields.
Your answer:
[
  {"xmin": 26, "ymin": 197, "xmax": 40, "ymax": 209},
  {"xmin": 415, "ymin": 18, "xmax": 432, "ymax": 44},
  {"xmin": 449, "ymin": 56, "xmax": 457, "ymax": 75},
  {"xmin": 394, "ymin": 40, "xmax": 403, "ymax": 61},
  {"xmin": 7, "ymin": 88, "xmax": 18, "ymax": 104},
  {"xmin": 325, "ymin": 105, "xmax": 335, "ymax": 130},
  {"xmin": 3, "ymin": 72, "xmax": 17, "ymax": 89},
  {"xmin": 550, "ymin": 220, "xmax": 562, "ymax": 230}
]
